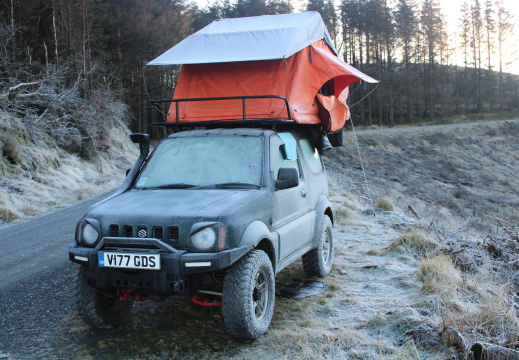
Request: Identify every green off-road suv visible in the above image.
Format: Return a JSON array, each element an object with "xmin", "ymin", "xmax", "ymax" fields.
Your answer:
[{"xmin": 69, "ymin": 126, "xmax": 334, "ymax": 339}]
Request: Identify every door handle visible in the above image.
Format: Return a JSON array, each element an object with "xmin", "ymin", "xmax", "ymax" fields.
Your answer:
[{"xmin": 301, "ymin": 189, "xmax": 307, "ymax": 197}]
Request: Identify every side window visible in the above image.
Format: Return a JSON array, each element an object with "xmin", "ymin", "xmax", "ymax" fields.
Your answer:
[
  {"xmin": 274, "ymin": 145, "xmax": 300, "ymax": 180},
  {"xmin": 299, "ymin": 138, "xmax": 323, "ymax": 174}
]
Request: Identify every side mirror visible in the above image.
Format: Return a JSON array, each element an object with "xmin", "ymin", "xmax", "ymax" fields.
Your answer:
[
  {"xmin": 275, "ymin": 167, "xmax": 299, "ymax": 190},
  {"xmin": 130, "ymin": 133, "xmax": 150, "ymax": 156}
]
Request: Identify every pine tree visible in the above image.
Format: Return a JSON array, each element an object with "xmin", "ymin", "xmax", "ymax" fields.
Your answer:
[
  {"xmin": 420, "ymin": 0, "xmax": 442, "ymax": 120},
  {"xmin": 484, "ymin": 0, "xmax": 496, "ymax": 110},
  {"xmin": 496, "ymin": 0, "xmax": 514, "ymax": 111},
  {"xmin": 459, "ymin": 0, "xmax": 471, "ymax": 113},
  {"xmin": 471, "ymin": 0, "xmax": 483, "ymax": 112},
  {"xmin": 395, "ymin": 0, "xmax": 418, "ymax": 122}
]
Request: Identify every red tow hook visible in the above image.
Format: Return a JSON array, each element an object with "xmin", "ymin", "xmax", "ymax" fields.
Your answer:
[
  {"xmin": 117, "ymin": 289, "xmax": 131, "ymax": 301},
  {"xmin": 134, "ymin": 294, "xmax": 148, "ymax": 302},
  {"xmin": 192, "ymin": 294, "xmax": 222, "ymax": 307},
  {"xmin": 116, "ymin": 289, "xmax": 148, "ymax": 302}
]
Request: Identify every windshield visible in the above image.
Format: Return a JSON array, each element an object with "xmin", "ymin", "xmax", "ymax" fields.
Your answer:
[{"xmin": 135, "ymin": 136, "xmax": 263, "ymax": 189}]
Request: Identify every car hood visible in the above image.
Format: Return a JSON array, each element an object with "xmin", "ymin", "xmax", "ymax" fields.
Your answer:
[{"xmin": 88, "ymin": 188, "xmax": 258, "ymax": 220}]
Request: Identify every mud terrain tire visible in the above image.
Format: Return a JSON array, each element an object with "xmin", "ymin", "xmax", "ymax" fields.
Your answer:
[
  {"xmin": 303, "ymin": 215, "xmax": 334, "ymax": 278},
  {"xmin": 222, "ymin": 249, "xmax": 275, "ymax": 339},
  {"xmin": 75, "ymin": 266, "xmax": 134, "ymax": 328}
]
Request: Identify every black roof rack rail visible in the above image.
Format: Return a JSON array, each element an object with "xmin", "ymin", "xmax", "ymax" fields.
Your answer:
[
  {"xmin": 150, "ymin": 118, "xmax": 299, "ymax": 128},
  {"xmin": 149, "ymin": 95, "xmax": 292, "ymax": 123},
  {"xmin": 149, "ymin": 120, "xmax": 324, "ymax": 133}
]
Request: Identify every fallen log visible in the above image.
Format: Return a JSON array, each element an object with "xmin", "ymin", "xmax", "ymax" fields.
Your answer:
[{"xmin": 471, "ymin": 342, "xmax": 519, "ymax": 360}]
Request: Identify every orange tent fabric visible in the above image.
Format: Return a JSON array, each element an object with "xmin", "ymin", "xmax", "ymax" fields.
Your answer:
[{"xmin": 168, "ymin": 40, "xmax": 376, "ymax": 131}]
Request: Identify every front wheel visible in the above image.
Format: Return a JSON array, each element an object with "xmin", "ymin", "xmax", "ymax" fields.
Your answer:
[
  {"xmin": 222, "ymin": 249, "xmax": 275, "ymax": 339},
  {"xmin": 303, "ymin": 215, "xmax": 334, "ymax": 278},
  {"xmin": 75, "ymin": 266, "xmax": 134, "ymax": 328}
]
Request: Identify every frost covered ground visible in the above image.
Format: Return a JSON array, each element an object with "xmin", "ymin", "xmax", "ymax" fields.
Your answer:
[
  {"xmin": 1, "ymin": 119, "xmax": 518, "ymax": 359},
  {"xmin": 0, "ymin": 116, "xmax": 139, "ymax": 227}
]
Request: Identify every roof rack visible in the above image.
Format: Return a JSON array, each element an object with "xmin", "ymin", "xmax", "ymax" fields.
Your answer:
[
  {"xmin": 150, "ymin": 119, "xmax": 308, "ymax": 130},
  {"xmin": 149, "ymin": 95, "xmax": 293, "ymax": 124}
]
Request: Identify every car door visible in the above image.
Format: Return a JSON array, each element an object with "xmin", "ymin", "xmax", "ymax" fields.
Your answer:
[{"xmin": 270, "ymin": 134, "xmax": 312, "ymax": 261}]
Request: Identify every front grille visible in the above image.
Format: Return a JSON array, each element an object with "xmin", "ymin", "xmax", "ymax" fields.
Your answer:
[
  {"xmin": 109, "ymin": 224, "xmax": 176, "ymax": 242},
  {"xmin": 109, "ymin": 224, "xmax": 119, "ymax": 237},
  {"xmin": 152, "ymin": 226, "xmax": 163, "ymax": 240},
  {"xmin": 169, "ymin": 226, "xmax": 179, "ymax": 242},
  {"xmin": 123, "ymin": 225, "xmax": 133, "ymax": 237}
]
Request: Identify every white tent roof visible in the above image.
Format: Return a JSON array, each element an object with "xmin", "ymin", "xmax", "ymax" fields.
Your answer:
[{"xmin": 147, "ymin": 12, "xmax": 336, "ymax": 65}]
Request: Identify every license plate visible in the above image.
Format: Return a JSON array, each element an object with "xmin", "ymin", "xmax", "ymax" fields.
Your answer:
[{"xmin": 98, "ymin": 252, "xmax": 160, "ymax": 270}]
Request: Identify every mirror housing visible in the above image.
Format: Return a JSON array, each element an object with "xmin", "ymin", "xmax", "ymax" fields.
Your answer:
[
  {"xmin": 130, "ymin": 133, "xmax": 150, "ymax": 156},
  {"xmin": 275, "ymin": 167, "xmax": 299, "ymax": 190}
]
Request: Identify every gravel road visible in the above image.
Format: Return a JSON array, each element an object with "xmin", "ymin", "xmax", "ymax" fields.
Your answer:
[{"xmin": 0, "ymin": 190, "xmax": 114, "ymax": 359}]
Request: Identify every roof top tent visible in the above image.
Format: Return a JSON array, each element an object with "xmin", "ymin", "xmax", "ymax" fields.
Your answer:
[{"xmin": 148, "ymin": 11, "xmax": 377, "ymax": 134}]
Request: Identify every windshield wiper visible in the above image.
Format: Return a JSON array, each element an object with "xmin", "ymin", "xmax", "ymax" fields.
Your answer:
[
  {"xmin": 140, "ymin": 183, "xmax": 197, "ymax": 190},
  {"xmin": 200, "ymin": 182, "xmax": 261, "ymax": 189}
]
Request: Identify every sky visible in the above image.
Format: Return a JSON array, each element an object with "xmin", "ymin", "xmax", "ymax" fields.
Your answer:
[
  {"xmin": 438, "ymin": 0, "xmax": 519, "ymax": 74},
  {"xmin": 192, "ymin": 0, "xmax": 519, "ymax": 74}
]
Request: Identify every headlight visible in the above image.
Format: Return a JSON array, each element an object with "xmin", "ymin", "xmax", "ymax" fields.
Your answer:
[
  {"xmin": 82, "ymin": 223, "xmax": 99, "ymax": 246},
  {"xmin": 191, "ymin": 227, "xmax": 216, "ymax": 251},
  {"xmin": 189, "ymin": 223, "xmax": 227, "ymax": 252}
]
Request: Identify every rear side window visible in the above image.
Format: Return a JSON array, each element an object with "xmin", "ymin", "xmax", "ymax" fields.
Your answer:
[{"xmin": 299, "ymin": 138, "xmax": 323, "ymax": 174}]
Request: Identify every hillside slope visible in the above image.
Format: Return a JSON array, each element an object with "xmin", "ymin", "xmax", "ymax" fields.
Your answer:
[
  {"xmin": 0, "ymin": 113, "xmax": 139, "ymax": 227},
  {"xmin": 327, "ymin": 120, "xmax": 519, "ymax": 235}
]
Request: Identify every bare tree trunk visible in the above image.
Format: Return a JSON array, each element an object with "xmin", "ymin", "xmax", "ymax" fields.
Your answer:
[
  {"xmin": 10, "ymin": 0, "xmax": 15, "ymax": 60},
  {"xmin": 44, "ymin": 41, "xmax": 49, "ymax": 72},
  {"xmin": 10, "ymin": 0, "xmax": 14, "ymax": 30},
  {"xmin": 455, "ymin": 64, "xmax": 460, "ymax": 113},
  {"xmin": 81, "ymin": 0, "xmax": 87, "ymax": 78},
  {"xmin": 359, "ymin": 34, "xmax": 365, "ymax": 125},
  {"xmin": 368, "ymin": 91, "xmax": 372, "ymax": 126},
  {"xmin": 498, "ymin": 40, "xmax": 503, "ymax": 111},
  {"xmin": 51, "ymin": 0, "xmax": 59, "ymax": 69},
  {"xmin": 428, "ymin": 50, "xmax": 434, "ymax": 121},
  {"xmin": 389, "ymin": 84, "xmax": 394, "ymax": 126},
  {"xmin": 365, "ymin": 33, "xmax": 372, "ymax": 126},
  {"xmin": 378, "ymin": 88, "xmax": 383, "ymax": 126},
  {"xmin": 405, "ymin": 41, "xmax": 414, "ymax": 123},
  {"xmin": 67, "ymin": 1, "xmax": 72, "ymax": 57},
  {"xmin": 486, "ymin": 2, "xmax": 494, "ymax": 112},
  {"xmin": 422, "ymin": 58, "xmax": 426, "ymax": 121}
]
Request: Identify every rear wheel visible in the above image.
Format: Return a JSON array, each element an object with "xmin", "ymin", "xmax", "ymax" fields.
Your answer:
[
  {"xmin": 75, "ymin": 266, "xmax": 134, "ymax": 328},
  {"xmin": 303, "ymin": 215, "xmax": 334, "ymax": 278},
  {"xmin": 222, "ymin": 249, "xmax": 275, "ymax": 339}
]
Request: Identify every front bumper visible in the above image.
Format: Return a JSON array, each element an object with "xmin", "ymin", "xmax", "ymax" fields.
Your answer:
[{"xmin": 69, "ymin": 237, "xmax": 252, "ymax": 294}]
